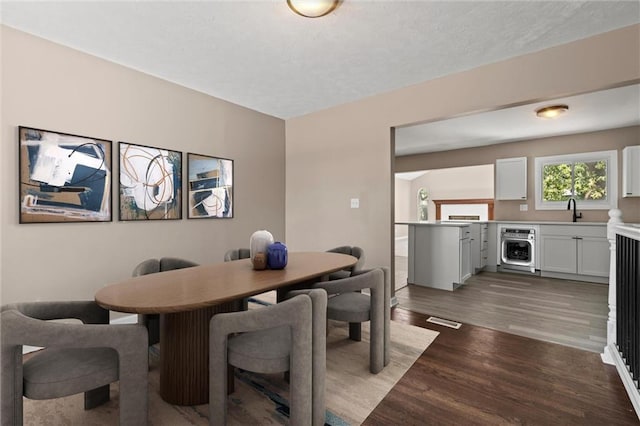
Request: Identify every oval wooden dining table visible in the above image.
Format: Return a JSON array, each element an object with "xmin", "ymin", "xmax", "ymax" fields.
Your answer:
[{"xmin": 95, "ymin": 251, "xmax": 356, "ymax": 406}]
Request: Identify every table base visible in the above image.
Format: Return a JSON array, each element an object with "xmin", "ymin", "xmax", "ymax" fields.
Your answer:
[{"xmin": 159, "ymin": 301, "xmax": 240, "ymax": 405}]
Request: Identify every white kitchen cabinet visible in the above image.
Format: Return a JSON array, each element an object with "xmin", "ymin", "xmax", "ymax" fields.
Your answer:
[
  {"xmin": 622, "ymin": 145, "xmax": 640, "ymax": 197},
  {"xmin": 460, "ymin": 235, "xmax": 472, "ymax": 282},
  {"xmin": 485, "ymin": 222, "xmax": 498, "ymax": 272},
  {"xmin": 539, "ymin": 225, "xmax": 609, "ymax": 283},
  {"xmin": 578, "ymin": 236, "xmax": 611, "ymax": 277},
  {"xmin": 540, "ymin": 235, "xmax": 579, "ymax": 274},
  {"xmin": 470, "ymin": 223, "xmax": 489, "ymax": 273},
  {"xmin": 495, "ymin": 157, "xmax": 527, "ymax": 200},
  {"xmin": 407, "ymin": 223, "xmax": 471, "ymax": 291}
]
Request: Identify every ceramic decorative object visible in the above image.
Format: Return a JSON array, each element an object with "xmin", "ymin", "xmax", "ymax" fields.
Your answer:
[
  {"xmin": 252, "ymin": 252, "xmax": 267, "ymax": 270},
  {"xmin": 267, "ymin": 242, "xmax": 288, "ymax": 270},
  {"xmin": 250, "ymin": 230, "xmax": 274, "ymax": 269},
  {"xmin": 418, "ymin": 188, "xmax": 429, "ymax": 221}
]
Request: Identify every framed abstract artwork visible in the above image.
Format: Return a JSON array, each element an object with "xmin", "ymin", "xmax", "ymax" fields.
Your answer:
[
  {"xmin": 187, "ymin": 153, "xmax": 233, "ymax": 219},
  {"xmin": 119, "ymin": 142, "xmax": 182, "ymax": 221},
  {"xmin": 18, "ymin": 126, "xmax": 112, "ymax": 223}
]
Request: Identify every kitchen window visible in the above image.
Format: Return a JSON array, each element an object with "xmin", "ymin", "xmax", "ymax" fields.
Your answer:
[{"xmin": 534, "ymin": 150, "xmax": 618, "ymax": 210}]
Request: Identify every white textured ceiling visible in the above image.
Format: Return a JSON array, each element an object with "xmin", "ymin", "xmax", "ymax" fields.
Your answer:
[
  {"xmin": 1, "ymin": 0, "xmax": 639, "ymax": 121},
  {"xmin": 396, "ymin": 83, "xmax": 640, "ymax": 156}
]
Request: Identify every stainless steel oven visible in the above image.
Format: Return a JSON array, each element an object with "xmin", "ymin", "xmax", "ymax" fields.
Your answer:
[{"xmin": 500, "ymin": 228, "xmax": 536, "ymax": 273}]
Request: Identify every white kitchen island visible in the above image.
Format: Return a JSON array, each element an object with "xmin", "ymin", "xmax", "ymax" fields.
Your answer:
[{"xmin": 397, "ymin": 221, "xmax": 472, "ymax": 291}]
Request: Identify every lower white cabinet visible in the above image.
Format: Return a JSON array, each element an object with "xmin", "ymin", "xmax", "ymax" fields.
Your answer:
[
  {"xmin": 485, "ymin": 223, "xmax": 498, "ymax": 272},
  {"xmin": 539, "ymin": 225, "xmax": 609, "ymax": 283},
  {"xmin": 470, "ymin": 223, "xmax": 489, "ymax": 273},
  {"xmin": 540, "ymin": 235, "xmax": 578, "ymax": 274},
  {"xmin": 460, "ymin": 236, "xmax": 472, "ymax": 282},
  {"xmin": 407, "ymin": 224, "xmax": 471, "ymax": 291},
  {"xmin": 578, "ymin": 236, "xmax": 610, "ymax": 277}
]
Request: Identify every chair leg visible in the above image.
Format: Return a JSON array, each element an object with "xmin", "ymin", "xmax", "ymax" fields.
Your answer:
[
  {"xmin": 84, "ymin": 384, "xmax": 110, "ymax": 409},
  {"xmin": 348, "ymin": 322, "xmax": 361, "ymax": 341},
  {"xmin": 227, "ymin": 364, "xmax": 235, "ymax": 394},
  {"xmin": 148, "ymin": 315, "xmax": 160, "ymax": 346}
]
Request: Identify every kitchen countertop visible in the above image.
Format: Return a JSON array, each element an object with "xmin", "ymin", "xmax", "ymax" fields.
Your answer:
[
  {"xmin": 493, "ymin": 221, "xmax": 607, "ymax": 226},
  {"xmin": 396, "ymin": 221, "xmax": 473, "ymax": 227},
  {"xmin": 396, "ymin": 220, "xmax": 608, "ymax": 226}
]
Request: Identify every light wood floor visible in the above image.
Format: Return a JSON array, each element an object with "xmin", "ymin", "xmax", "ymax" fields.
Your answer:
[{"xmin": 394, "ymin": 257, "xmax": 608, "ymax": 353}]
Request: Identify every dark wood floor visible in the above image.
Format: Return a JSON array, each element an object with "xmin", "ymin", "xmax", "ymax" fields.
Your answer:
[{"xmin": 364, "ymin": 307, "xmax": 638, "ymax": 425}]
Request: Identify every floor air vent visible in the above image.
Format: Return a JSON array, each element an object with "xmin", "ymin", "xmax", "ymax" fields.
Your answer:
[{"xmin": 427, "ymin": 316, "xmax": 462, "ymax": 329}]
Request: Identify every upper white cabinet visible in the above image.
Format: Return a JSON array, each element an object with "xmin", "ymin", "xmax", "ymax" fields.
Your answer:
[
  {"xmin": 495, "ymin": 157, "xmax": 527, "ymax": 200},
  {"xmin": 622, "ymin": 145, "xmax": 640, "ymax": 197}
]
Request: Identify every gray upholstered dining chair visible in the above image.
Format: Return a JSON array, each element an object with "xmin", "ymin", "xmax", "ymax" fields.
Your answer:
[
  {"xmin": 209, "ymin": 289, "xmax": 327, "ymax": 426},
  {"xmin": 160, "ymin": 256, "xmax": 199, "ymax": 271},
  {"xmin": 223, "ymin": 249, "xmax": 252, "ymax": 310},
  {"xmin": 223, "ymin": 248, "xmax": 250, "ymax": 262},
  {"xmin": 0, "ymin": 301, "xmax": 148, "ymax": 425},
  {"xmin": 131, "ymin": 257, "xmax": 161, "ymax": 277},
  {"xmin": 326, "ymin": 245, "xmax": 365, "ymax": 280},
  {"xmin": 312, "ymin": 267, "xmax": 390, "ymax": 374},
  {"xmin": 132, "ymin": 257, "xmax": 199, "ymax": 345}
]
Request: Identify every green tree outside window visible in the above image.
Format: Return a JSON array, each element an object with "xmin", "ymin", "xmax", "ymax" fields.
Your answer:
[{"xmin": 542, "ymin": 160, "xmax": 607, "ymax": 201}]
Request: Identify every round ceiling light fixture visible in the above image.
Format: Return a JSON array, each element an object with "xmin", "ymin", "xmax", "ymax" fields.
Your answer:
[
  {"xmin": 535, "ymin": 104, "xmax": 569, "ymax": 119},
  {"xmin": 287, "ymin": 0, "xmax": 340, "ymax": 18}
]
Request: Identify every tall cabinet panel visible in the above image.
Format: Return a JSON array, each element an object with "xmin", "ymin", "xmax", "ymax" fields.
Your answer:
[{"xmin": 622, "ymin": 145, "xmax": 640, "ymax": 197}]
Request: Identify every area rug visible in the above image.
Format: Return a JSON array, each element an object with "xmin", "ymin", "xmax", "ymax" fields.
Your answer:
[{"xmin": 23, "ymin": 320, "xmax": 438, "ymax": 425}]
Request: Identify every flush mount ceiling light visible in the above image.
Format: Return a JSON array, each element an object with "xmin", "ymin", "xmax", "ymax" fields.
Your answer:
[
  {"xmin": 535, "ymin": 104, "xmax": 569, "ymax": 119},
  {"xmin": 287, "ymin": 0, "xmax": 340, "ymax": 18}
]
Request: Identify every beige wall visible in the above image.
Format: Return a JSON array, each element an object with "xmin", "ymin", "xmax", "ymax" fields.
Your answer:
[
  {"xmin": 397, "ymin": 126, "xmax": 640, "ymax": 223},
  {"xmin": 285, "ymin": 25, "xmax": 640, "ymax": 275},
  {"xmin": 1, "ymin": 27, "xmax": 286, "ymax": 304},
  {"xmin": 394, "ymin": 178, "xmax": 411, "ymax": 238}
]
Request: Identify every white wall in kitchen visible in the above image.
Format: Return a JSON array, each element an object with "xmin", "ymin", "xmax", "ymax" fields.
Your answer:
[
  {"xmin": 407, "ymin": 164, "xmax": 494, "ymax": 221},
  {"xmin": 394, "ymin": 176, "xmax": 413, "ymax": 238}
]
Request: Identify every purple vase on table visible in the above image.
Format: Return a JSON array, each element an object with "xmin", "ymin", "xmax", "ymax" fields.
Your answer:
[{"xmin": 267, "ymin": 242, "xmax": 288, "ymax": 269}]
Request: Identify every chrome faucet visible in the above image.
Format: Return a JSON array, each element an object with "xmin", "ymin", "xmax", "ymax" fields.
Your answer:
[{"xmin": 567, "ymin": 197, "xmax": 582, "ymax": 222}]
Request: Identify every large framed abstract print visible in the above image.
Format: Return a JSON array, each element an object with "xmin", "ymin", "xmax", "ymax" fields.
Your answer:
[
  {"xmin": 119, "ymin": 142, "xmax": 182, "ymax": 221},
  {"xmin": 19, "ymin": 126, "xmax": 112, "ymax": 223},
  {"xmin": 187, "ymin": 153, "xmax": 233, "ymax": 219}
]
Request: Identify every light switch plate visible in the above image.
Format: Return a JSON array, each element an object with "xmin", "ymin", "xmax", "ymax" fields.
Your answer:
[
  {"xmin": 519, "ymin": 204, "xmax": 528, "ymax": 211},
  {"xmin": 350, "ymin": 198, "xmax": 360, "ymax": 209}
]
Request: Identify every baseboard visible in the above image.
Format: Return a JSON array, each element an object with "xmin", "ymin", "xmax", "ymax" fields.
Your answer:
[
  {"xmin": 609, "ymin": 343, "xmax": 640, "ymax": 420},
  {"xmin": 601, "ymin": 345, "xmax": 615, "ymax": 365},
  {"xmin": 540, "ymin": 270, "xmax": 609, "ymax": 284}
]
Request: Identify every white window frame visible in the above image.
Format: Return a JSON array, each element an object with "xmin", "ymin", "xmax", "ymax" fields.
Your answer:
[{"xmin": 534, "ymin": 150, "xmax": 618, "ymax": 210}]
